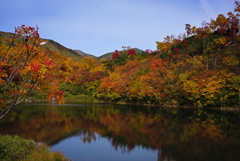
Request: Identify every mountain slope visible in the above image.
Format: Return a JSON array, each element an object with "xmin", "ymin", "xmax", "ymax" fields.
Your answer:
[
  {"xmin": 0, "ymin": 31, "xmax": 83, "ymax": 62},
  {"xmin": 40, "ymin": 39, "xmax": 83, "ymax": 61}
]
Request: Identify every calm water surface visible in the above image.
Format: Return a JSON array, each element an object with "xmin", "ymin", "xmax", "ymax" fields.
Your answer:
[{"xmin": 0, "ymin": 102, "xmax": 240, "ymax": 161}]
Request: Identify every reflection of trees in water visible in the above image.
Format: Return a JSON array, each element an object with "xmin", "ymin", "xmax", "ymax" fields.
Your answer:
[
  {"xmin": 1, "ymin": 103, "xmax": 240, "ymax": 160},
  {"xmin": 80, "ymin": 131, "xmax": 96, "ymax": 143},
  {"xmin": 110, "ymin": 139, "xmax": 135, "ymax": 153}
]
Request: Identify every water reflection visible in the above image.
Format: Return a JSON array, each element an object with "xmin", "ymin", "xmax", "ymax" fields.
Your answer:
[
  {"xmin": 51, "ymin": 133, "xmax": 158, "ymax": 161},
  {"xmin": 0, "ymin": 103, "xmax": 240, "ymax": 161}
]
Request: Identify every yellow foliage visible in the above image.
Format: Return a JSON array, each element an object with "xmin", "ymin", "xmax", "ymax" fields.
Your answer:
[
  {"xmin": 179, "ymin": 73, "xmax": 189, "ymax": 82},
  {"xmin": 156, "ymin": 41, "xmax": 171, "ymax": 52},
  {"xmin": 223, "ymin": 55, "xmax": 239, "ymax": 67},
  {"xmin": 128, "ymin": 80, "xmax": 154, "ymax": 99},
  {"xmin": 205, "ymin": 27, "xmax": 212, "ymax": 34},
  {"xmin": 202, "ymin": 80, "xmax": 224, "ymax": 98},
  {"xmin": 213, "ymin": 37, "xmax": 226, "ymax": 45},
  {"xmin": 200, "ymin": 71, "xmax": 234, "ymax": 100},
  {"xmin": 210, "ymin": 20, "xmax": 217, "ymax": 30},
  {"xmin": 90, "ymin": 63, "xmax": 106, "ymax": 73},
  {"xmin": 80, "ymin": 57, "xmax": 98, "ymax": 70},
  {"xmin": 109, "ymin": 73, "xmax": 121, "ymax": 81},
  {"xmin": 140, "ymin": 58, "xmax": 148, "ymax": 63},
  {"xmin": 84, "ymin": 80, "xmax": 100, "ymax": 91},
  {"xmin": 38, "ymin": 66, "xmax": 48, "ymax": 74},
  {"xmin": 216, "ymin": 14, "xmax": 228, "ymax": 27},
  {"xmin": 183, "ymin": 80, "xmax": 201, "ymax": 100}
]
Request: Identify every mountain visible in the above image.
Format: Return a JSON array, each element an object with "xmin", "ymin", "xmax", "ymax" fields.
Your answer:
[
  {"xmin": 0, "ymin": 31, "xmax": 83, "ymax": 62},
  {"xmin": 0, "ymin": 31, "xmax": 143, "ymax": 61},
  {"xmin": 74, "ymin": 50, "xmax": 96, "ymax": 58},
  {"xmin": 42, "ymin": 39, "xmax": 84, "ymax": 61},
  {"xmin": 97, "ymin": 48, "xmax": 144, "ymax": 60}
]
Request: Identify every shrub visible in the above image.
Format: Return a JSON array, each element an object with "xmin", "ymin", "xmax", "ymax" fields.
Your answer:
[
  {"xmin": 0, "ymin": 135, "xmax": 35, "ymax": 161},
  {"xmin": 22, "ymin": 144, "xmax": 67, "ymax": 161},
  {"xmin": 0, "ymin": 135, "xmax": 68, "ymax": 161}
]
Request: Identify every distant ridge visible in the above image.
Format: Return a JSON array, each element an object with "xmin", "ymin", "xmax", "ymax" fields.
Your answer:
[
  {"xmin": 0, "ymin": 31, "xmax": 145, "ymax": 61},
  {"xmin": 0, "ymin": 31, "xmax": 83, "ymax": 62}
]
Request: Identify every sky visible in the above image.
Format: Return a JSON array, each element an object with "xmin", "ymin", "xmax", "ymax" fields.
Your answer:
[{"xmin": 0, "ymin": 0, "xmax": 236, "ymax": 57}]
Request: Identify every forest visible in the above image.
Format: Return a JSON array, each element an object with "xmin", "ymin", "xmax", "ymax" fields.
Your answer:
[{"xmin": 1, "ymin": 1, "xmax": 240, "ymax": 119}]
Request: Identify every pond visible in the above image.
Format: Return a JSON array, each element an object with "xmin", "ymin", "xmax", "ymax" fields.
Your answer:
[{"xmin": 0, "ymin": 102, "xmax": 240, "ymax": 161}]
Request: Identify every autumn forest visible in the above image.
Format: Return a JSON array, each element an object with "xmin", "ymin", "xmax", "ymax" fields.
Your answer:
[{"xmin": 1, "ymin": 1, "xmax": 240, "ymax": 119}]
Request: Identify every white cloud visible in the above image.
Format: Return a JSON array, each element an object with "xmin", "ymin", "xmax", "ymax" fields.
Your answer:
[{"xmin": 199, "ymin": 0, "xmax": 216, "ymax": 18}]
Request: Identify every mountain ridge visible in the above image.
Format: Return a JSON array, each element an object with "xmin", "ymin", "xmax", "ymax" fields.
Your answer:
[
  {"xmin": 0, "ymin": 31, "xmax": 84, "ymax": 62},
  {"xmin": 0, "ymin": 31, "xmax": 144, "ymax": 60}
]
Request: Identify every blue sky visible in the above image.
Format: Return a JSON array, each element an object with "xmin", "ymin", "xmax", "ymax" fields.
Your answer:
[{"xmin": 0, "ymin": 0, "xmax": 236, "ymax": 57}]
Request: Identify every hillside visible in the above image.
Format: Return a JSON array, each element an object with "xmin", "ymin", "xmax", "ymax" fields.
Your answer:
[
  {"xmin": 40, "ymin": 39, "xmax": 83, "ymax": 61},
  {"xmin": 58, "ymin": 5, "xmax": 240, "ymax": 107},
  {"xmin": 0, "ymin": 31, "xmax": 83, "ymax": 62}
]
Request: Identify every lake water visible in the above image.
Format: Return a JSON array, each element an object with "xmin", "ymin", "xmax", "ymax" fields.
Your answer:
[{"xmin": 0, "ymin": 102, "xmax": 240, "ymax": 161}]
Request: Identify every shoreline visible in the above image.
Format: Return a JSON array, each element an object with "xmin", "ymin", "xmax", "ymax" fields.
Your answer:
[{"xmin": 26, "ymin": 98, "xmax": 240, "ymax": 112}]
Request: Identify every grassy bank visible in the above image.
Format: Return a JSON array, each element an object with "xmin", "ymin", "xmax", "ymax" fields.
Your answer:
[{"xmin": 0, "ymin": 135, "xmax": 69, "ymax": 161}]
